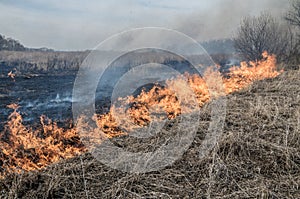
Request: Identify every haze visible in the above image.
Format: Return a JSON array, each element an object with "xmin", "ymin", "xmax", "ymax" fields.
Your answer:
[{"xmin": 0, "ymin": 0, "xmax": 289, "ymax": 50}]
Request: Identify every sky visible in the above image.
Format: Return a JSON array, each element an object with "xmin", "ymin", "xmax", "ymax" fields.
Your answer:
[{"xmin": 0, "ymin": 0, "xmax": 290, "ymax": 51}]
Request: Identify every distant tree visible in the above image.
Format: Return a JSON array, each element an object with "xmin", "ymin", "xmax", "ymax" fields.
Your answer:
[
  {"xmin": 285, "ymin": 0, "xmax": 300, "ymax": 27},
  {"xmin": 234, "ymin": 13, "xmax": 290, "ymax": 61},
  {"xmin": 0, "ymin": 34, "xmax": 26, "ymax": 51},
  {"xmin": 285, "ymin": 0, "xmax": 300, "ymax": 64}
]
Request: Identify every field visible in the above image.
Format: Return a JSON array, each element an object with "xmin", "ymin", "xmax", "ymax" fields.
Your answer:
[
  {"xmin": 0, "ymin": 66, "xmax": 299, "ymax": 198},
  {"xmin": 1, "ymin": 0, "xmax": 300, "ymax": 198}
]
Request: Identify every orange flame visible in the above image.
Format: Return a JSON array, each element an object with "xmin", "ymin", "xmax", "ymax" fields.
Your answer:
[
  {"xmin": 0, "ymin": 52, "xmax": 282, "ymax": 177},
  {"xmin": 223, "ymin": 51, "xmax": 281, "ymax": 93},
  {"xmin": 0, "ymin": 104, "xmax": 85, "ymax": 175},
  {"xmin": 7, "ymin": 71, "xmax": 16, "ymax": 81}
]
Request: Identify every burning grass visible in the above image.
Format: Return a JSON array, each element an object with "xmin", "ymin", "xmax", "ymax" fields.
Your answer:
[
  {"xmin": 1, "ymin": 52, "xmax": 298, "ymax": 198},
  {"xmin": 0, "ymin": 67, "xmax": 299, "ymax": 198},
  {"xmin": 0, "ymin": 104, "xmax": 85, "ymax": 174}
]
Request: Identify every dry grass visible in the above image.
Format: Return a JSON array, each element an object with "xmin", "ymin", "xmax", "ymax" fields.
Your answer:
[{"xmin": 0, "ymin": 68, "xmax": 299, "ymax": 199}]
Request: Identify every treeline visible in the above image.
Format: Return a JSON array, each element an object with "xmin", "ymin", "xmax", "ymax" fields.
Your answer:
[
  {"xmin": 0, "ymin": 35, "xmax": 26, "ymax": 51},
  {"xmin": 0, "ymin": 34, "xmax": 89, "ymax": 74}
]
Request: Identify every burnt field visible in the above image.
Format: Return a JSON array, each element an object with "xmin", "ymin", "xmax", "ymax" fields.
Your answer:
[
  {"xmin": 0, "ymin": 67, "xmax": 299, "ymax": 198},
  {"xmin": 1, "ymin": 0, "xmax": 300, "ymax": 197},
  {"xmin": 0, "ymin": 52, "xmax": 233, "ymax": 130},
  {"xmin": 0, "ymin": 74, "xmax": 76, "ymax": 129},
  {"xmin": 0, "ymin": 51, "xmax": 299, "ymax": 198}
]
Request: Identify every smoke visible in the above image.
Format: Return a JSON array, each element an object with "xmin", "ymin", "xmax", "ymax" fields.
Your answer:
[
  {"xmin": 173, "ymin": 0, "xmax": 290, "ymax": 41},
  {"xmin": 0, "ymin": 0, "xmax": 291, "ymax": 50}
]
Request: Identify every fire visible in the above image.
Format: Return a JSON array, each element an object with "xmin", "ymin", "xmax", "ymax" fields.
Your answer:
[
  {"xmin": 0, "ymin": 104, "xmax": 85, "ymax": 175},
  {"xmin": 7, "ymin": 70, "xmax": 15, "ymax": 81},
  {"xmin": 223, "ymin": 51, "xmax": 281, "ymax": 93},
  {"xmin": 0, "ymin": 52, "xmax": 281, "ymax": 177},
  {"xmin": 94, "ymin": 52, "xmax": 280, "ymax": 135}
]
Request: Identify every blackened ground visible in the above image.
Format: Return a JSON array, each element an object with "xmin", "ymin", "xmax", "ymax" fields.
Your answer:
[{"xmin": 0, "ymin": 74, "xmax": 76, "ymax": 129}]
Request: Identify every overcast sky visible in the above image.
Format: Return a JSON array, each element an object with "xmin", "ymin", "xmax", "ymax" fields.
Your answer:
[{"xmin": 0, "ymin": 0, "xmax": 290, "ymax": 50}]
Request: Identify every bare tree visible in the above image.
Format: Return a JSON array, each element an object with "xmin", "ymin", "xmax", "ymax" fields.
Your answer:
[
  {"xmin": 285, "ymin": 0, "xmax": 300, "ymax": 64},
  {"xmin": 234, "ymin": 13, "xmax": 290, "ymax": 61},
  {"xmin": 285, "ymin": 0, "xmax": 300, "ymax": 27}
]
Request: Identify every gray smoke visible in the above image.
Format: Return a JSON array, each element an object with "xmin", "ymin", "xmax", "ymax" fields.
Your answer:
[
  {"xmin": 173, "ymin": 0, "xmax": 290, "ymax": 41},
  {"xmin": 0, "ymin": 0, "xmax": 291, "ymax": 50}
]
